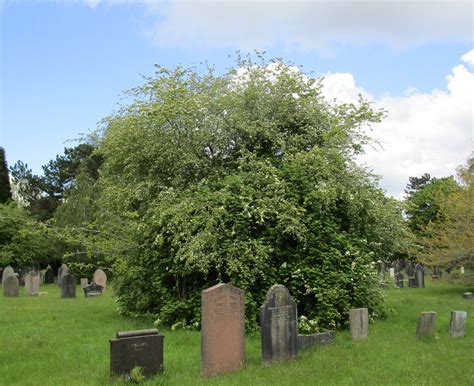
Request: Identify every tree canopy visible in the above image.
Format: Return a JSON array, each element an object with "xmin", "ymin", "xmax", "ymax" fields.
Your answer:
[{"xmin": 97, "ymin": 58, "xmax": 409, "ymax": 329}]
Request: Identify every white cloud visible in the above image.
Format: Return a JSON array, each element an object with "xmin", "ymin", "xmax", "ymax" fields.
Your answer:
[
  {"xmin": 142, "ymin": 1, "xmax": 472, "ymax": 51},
  {"xmin": 351, "ymin": 50, "xmax": 474, "ymax": 198}
]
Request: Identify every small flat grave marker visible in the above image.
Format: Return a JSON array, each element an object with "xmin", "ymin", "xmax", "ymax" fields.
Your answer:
[
  {"xmin": 463, "ymin": 292, "xmax": 473, "ymax": 300},
  {"xmin": 110, "ymin": 329, "xmax": 164, "ymax": 380},
  {"xmin": 201, "ymin": 283, "xmax": 245, "ymax": 377},
  {"xmin": 260, "ymin": 284, "xmax": 298, "ymax": 364}
]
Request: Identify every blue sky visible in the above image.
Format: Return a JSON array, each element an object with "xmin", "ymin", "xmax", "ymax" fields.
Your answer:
[{"xmin": 1, "ymin": 1, "xmax": 473, "ymax": 197}]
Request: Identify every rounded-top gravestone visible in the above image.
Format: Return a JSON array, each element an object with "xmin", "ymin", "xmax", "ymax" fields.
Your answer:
[
  {"xmin": 3, "ymin": 274, "xmax": 19, "ymax": 297},
  {"xmin": 260, "ymin": 284, "xmax": 298, "ymax": 363},
  {"xmin": 60, "ymin": 274, "xmax": 76, "ymax": 298},
  {"xmin": 2, "ymin": 266, "xmax": 14, "ymax": 287},
  {"xmin": 25, "ymin": 271, "xmax": 40, "ymax": 296},
  {"xmin": 93, "ymin": 269, "xmax": 107, "ymax": 291},
  {"xmin": 44, "ymin": 269, "xmax": 55, "ymax": 284},
  {"xmin": 57, "ymin": 264, "xmax": 69, "ymax": 288}
]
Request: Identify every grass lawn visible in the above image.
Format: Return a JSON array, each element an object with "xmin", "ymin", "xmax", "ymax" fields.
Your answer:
[{"xmin": 0, "ymin": 277, "xmax": 473, "ymax": 385}]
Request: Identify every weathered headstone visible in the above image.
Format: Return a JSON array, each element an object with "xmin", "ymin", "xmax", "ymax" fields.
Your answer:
[
  {"xmin": 350, "ymin": 308, "xmax": 369, "ymax": 340},
  {"xmin": 389, "ymin": 268, "xmax": 395, "ymax": 278},
  {"xmin": 25, "ymin": 271, "xmax": 40, "ymax": 296},
  {"xmin": 3, "ymin": 274, "xmax": 19, "ymax": 297},
  {"xmin": 460, "ymin": 266, "xmax": 465, "ymax": 274},
  {"xmin": 260, "ymin": 284, "xmax": 298, "ymax": 364},
  {"xmin": 57, "ymin": 264, "xmax": 69, "ymax": 287},
  {"xmin": 80, "ymin": 278, "xmax": 89, "ymax": 289},
  {"xmin": 298, "ymin": 331, "xmax": 335, "ymax": 350},
  {"xmin": 414, "ymin": 264, "xmax": 425, "ymax": 288},
  {"xmin": 44, "ymin": 269, "xmax": 55, "ymax": 284},
  {"xmin": 2, "ymin": 266, "xmax": 14, "ymax": 287},
  {"xmin": 60, "ymin": 274, "xmax": 76, "ymax": 298},
  {"xmin": 395, "ymin": 272, "xmax": 404, "ymax": 288},
  {"xmin": 83, "ymin": 281, "xmax": 103, "ymax": 298},
  {"xmin": 416, "ymin": 312, "xmax": 437, "ymax": 338},
  {"xmin": 449, "ymin": 311, "xmax": 467, "ymax": 338},
  {"xmin": 406, "ymin": 261, "xmax": 414, "ymax": 277},
  {"xmin": 93, "ymin": 269, "xmax": 107, "ymax": 291},
  {"xmin": 110, "ymin": 329, "xmax": 164, "ymax": 379},
  {"xmin": 201, "ymin": 283, "xmax": 245, "ymax": 377},
  {"xmin": 462, "ymin": 292, "xmax": 473, "ymax": 299}
]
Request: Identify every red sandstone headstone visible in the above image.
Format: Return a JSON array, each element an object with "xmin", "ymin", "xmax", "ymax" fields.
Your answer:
[{"xmin": 201, "ymin": 283, "xmax": 245, "ymax": 378}]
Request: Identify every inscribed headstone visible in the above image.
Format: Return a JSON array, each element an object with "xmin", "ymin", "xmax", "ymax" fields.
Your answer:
[
  {"xmin": 93, "ymin": 269, "xmax": 107, "ymax": 291},
  {"xmin": 260, "ymin": 284, "xmax": 298, "ymax": 363},
  {"xmin": 201, "ymin": 283, "xmax": 245, "ymax": 377},
  {"xmin": 449, "ymin": 311, "xmax": 467, "ymax": 338},
  {"xmin": 2, "ymin": 266, "xmax": 14, "ymax": 287},
  {"xmin": 3, "ymin": 274, "xmax": 19, "ymax": 297},
  {"xmin": 60, "ymin": 274, "xmax": 76, "ymax": 298},
  {"xmin": 25, "ymin": 271, "xmax": 40, "ymax": 296}
]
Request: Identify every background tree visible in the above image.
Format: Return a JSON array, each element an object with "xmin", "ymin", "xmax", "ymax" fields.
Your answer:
[
  {"xmin": 0, "ymin": 147, "xmax": 12, "ymax": 203},
  {"xmin": 98, "ymin": 57, "xmax": 409, "ymax": 329}
]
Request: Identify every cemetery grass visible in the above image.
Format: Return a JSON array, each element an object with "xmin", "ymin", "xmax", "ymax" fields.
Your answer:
[{"xmin": 0, "ymin": 278, "xmax": 473, "ymax": 386}]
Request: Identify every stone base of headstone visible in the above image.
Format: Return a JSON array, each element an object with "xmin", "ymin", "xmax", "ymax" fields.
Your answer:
[
  {"xmin": 431, "ymin": 275, "xmax": 439, "ymax": 280},
  {"xmin": 350, "ymin": 308, "xmax": 369, "ymax": 340},
  {"xmin": 462, "ymin": 292, "xmax": 473, "ymax": 299},
  {"xmin": 416, "ymin": 312, "xmax": 437, "ymax": 338},
  {"xmin": 297, "ymin": 331, "xmax": 335, "ymax": 350},
  {"xmin": 110, "ymin": 329, "xmax": 164, "ymax": 379},
  {"xmin": 38, "ymin": 292, "xmax": 48, "ymax": 297},
  {"xmin": 449, "ymin": 311, "xmax": 467, "ymax": 338}
]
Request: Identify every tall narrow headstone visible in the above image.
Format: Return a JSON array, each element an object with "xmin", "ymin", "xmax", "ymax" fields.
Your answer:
[
  {"xmin": 350, "ymin": 308, "xmax": 369, "ymax": 340},
  {"xmin": 25, "ymin": 271, "xmax": 40, "ymax": 296},
  {"xmin": 416, "ymin": 312, "xmax": 437, "ymax": 338},
  {"xmin": 3, "ymin": 274, "xmax": 19, "ymax": 297},
  {"xmin": 395, "ymin": 272, "xmax": 404, "ymax": 288},
  {"xmin": 57, "ymin": 264, "xmax": 69, "ymax": 287},
  {"xmin": 260, "ymin": 284, "xmax": 298, "ymax": 364},
  {"xmin": 449, "ymin": 311, "xmax": 467, "ymax": 338},
  {"xmin": 414, "ymin": 265, "xmax": 425, "ymax": 288},
  {"xmin": 60, "ymin": 274, "xmax": 76, "ymax": 298},
  {"xmin": 460, "ymin": 267, "xmax": 465, "ymax": 274},
  {"xmin": 93, "ymin": 269, "xmax": 107, "ymax": 291},
  {"xmin": 201, "ymin": 283, "xmax": 245, "ymax": 378},
  {"xmin": 44, "ymin": 269, "xmax": 54, "ymax": 284},
  {"xmin": 389, "ymin": 268, "xmax": 395, "ymax": 278},
  {"xmin": 2, "ymin": 266, "xmax": 14, "ymax": 287}
]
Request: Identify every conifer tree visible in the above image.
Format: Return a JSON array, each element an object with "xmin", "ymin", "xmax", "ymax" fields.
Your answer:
[{"xmin": 0, "ymin": 147, "xmax": 12, "ymax": 203}]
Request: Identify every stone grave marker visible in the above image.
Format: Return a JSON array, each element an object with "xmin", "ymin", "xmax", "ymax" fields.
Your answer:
[
  {"xmin": 201, "ymin": 283, "xmax": 245, "ymax": 378},
  {"xmin": 395, "ymin": 272, "xmax": 404, "ymax": 288},
  {"xmin": 83, "ymin": 281, "xmax": 103, "ymax": 298},
  {"xmin": 463, "ymin": 292, "xmax": 473, "ymax": 299},
  {"xmin": 449, "ymin": 311, "xmax": 467, "ymax": 338},
  {"xmin": 298, "ymin": 331, "xmax": 335, "ymax": 350},
  {"xmin": 414, "ymin": 265, "xmax": 425, "ymax": 288},
  {"xmin": 44, "ymin": 269, "xmax": 55, "ymax": 284},
  {"xmin": 2, "ymin": 266, "xmax": 14, "ymax": 287},
  {"xmin": 3, "ymin": 274, "xmax": 19, "ymax": 297},
  {"xmin": 80, "ymin": 278, "xmax": 89, "ymax": 289},
  {"xmin": 57, "ymin": 264, "xmax": 69, "ymax": 287},
  {"xmin": 93, "ymin": 269, "xmax": 107, "ymax": 291},
  {"xmin": 389, "ymin": 268, "xmax": 395, "ymax": 278},
  {"xmin": 25, "ymin": 271, "xmax": 40, "ymax": 296},
  {"xmin": 260, "ymin": 284, "xmax": 298, "ymax": 364},
  {"xmin": 110, "ymin": 329, "xmax": 164, "ymax": 379},
  {"xmin": 460, "ymin": 266, "xmax": 465, "ymax": 274},
  {"xmin": 416, "ymin": 311, "xmax": 437, "ymax": 338},
  {"xmin": 60, "ymin": 274, "xmax": 76, "ymax": 298},
  {"xmin": 350, "ymin": 308, "xmax": 369, "ymax": 340}
]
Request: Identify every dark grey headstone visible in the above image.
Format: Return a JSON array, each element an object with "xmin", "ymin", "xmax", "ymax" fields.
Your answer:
[
  {"xmin": 44, "ymin": 270, "xmax": 55, "ymax": 284},
  {"xmin": 298, "ymin": 331, "xmax": 335, "ymax": 350},
  {"xmin": 395, "ymin": 272, "xmax": 404, "ymax": 288},
  {"xmin": 110, "ymin": 329, "xmax": 164, "ymax": 379},
  {"xmin": 60, "ymin": 274, "xmax": 76, "ymax": 298},
  {"xmin": 463, "ymin": 292, "xmax": 473, "ymax": 299},
  {"xmin": 83, "ymin": 281, "xmax": 103, "ymax": 298},
  {"xmin": 406, "ymin": 262, "xmax": 414, "ymax": 277},
  {"xmin": 3, "ymin": 274, "xmax": 19, "ymax": 297},
  {"xmin": 414, "ymin": 265, "xmax": 425, "ymax": 288},
  {"xmin": 260, "ymin": 284, "xmax": 298, "ymax": 363}
]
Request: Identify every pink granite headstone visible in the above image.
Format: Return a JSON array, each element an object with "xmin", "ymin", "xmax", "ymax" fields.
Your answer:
[{"xmin": 201, "ymin": 283, "xmax": 245, "ymax": 378}]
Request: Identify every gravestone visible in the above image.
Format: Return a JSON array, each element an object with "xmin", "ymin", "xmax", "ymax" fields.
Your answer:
[
  {"xmin": 449, "ymin": 311, "xmax": 467, "ymax": 338},
  {"xmin": 395, "ymin": 272, "xmax": 404, "ymax": 288},
  {"xmin": 3, "ymin": 274, "xmax": 19, "ymax": 297},
  {"xmin": 44, "ymin": 269, "xmax": 54, "ymax": 284},
  {"xmin": 350, "ymin": 308, "xmax": 369, "ymax": 340},
  {"xmin": 260, "ymin": 284, "xmax": 298, "ymax": 364},
  {"xmin": 460, "ymin": 266, "xmax": 465, "ymax": 274},
  {"xmin": 201, "ymin": 283, "xmax": 245, "ymax": 377},
  {"xmin": 93, "ymin": 269, "xmax": 107, "ymax": 291},
  {"xmin": 298, "ymin": 331, "xmax": 335, "ymax": 350},
  {"xmin": 110, "ymin": 329, "xmax": 164, "ymax": 379},
  {"xmin": 80, "ymin": 278, "xmax": 89, "ymax": 289},
  {"xmin": 389, "ymin": 268, "xmax": 395, "ymax": 278},
  {"xmin": 2, "ymin": 266, "xmax": 14, "ymax": 287},
  {"xmin": 405, "ymin": 261, "xmax": 414, "ymax": 277},
  {"xmin": 414, "ymin": 265, "xmax": 425, "ymax": 288},
  {"xmin": 57, "ymin": 264, "xmax": 69, "ymax": 287},
  {"xmin": 83, "ymin": 281, "xmax": 103, "ymax": 298},
  {"xmin": 376, "ymin": 261, "xmax": 385, "ymax": 279},
  {"xmin": 462, "ymin": 292, "xmax": 473, "ymax": 299},
  {"xmin": 416, "ymin": 312, "xmax": 437, "ymax": 338},
  {"xmin": 433, "ymin": 266, "xmax": 442, "ymax": 278},
  {"xmin": 60, "ymin": 274, "xmax": 76, "ymax": 298},
  {"xmin": 25, "ymin": 271, "xmax": 40, "ymax": 296}
]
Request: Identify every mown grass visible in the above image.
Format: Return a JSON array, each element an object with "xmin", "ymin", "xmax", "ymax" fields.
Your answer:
[{"xmin": 0, "ymin": 276, "xmax": 473, "ymax": 386}]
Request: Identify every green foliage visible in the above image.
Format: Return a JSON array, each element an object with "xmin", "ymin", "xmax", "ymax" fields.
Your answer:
[
  {"xmin": 0, "ymin": 147, "xmax": 12, "ymax": 203},
  {"xmin": 99, "ymin": 57, "xmax": 408, "ymax": 329}
]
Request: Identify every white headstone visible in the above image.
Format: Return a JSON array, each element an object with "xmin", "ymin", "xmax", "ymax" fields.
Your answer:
[
  {"xmin": 389, "ymin": 268, "xmax": 395, "ymax": 278},
  {"xmin": 460, "ymin": 267, "xmax": 465, "ymax": 274}
]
